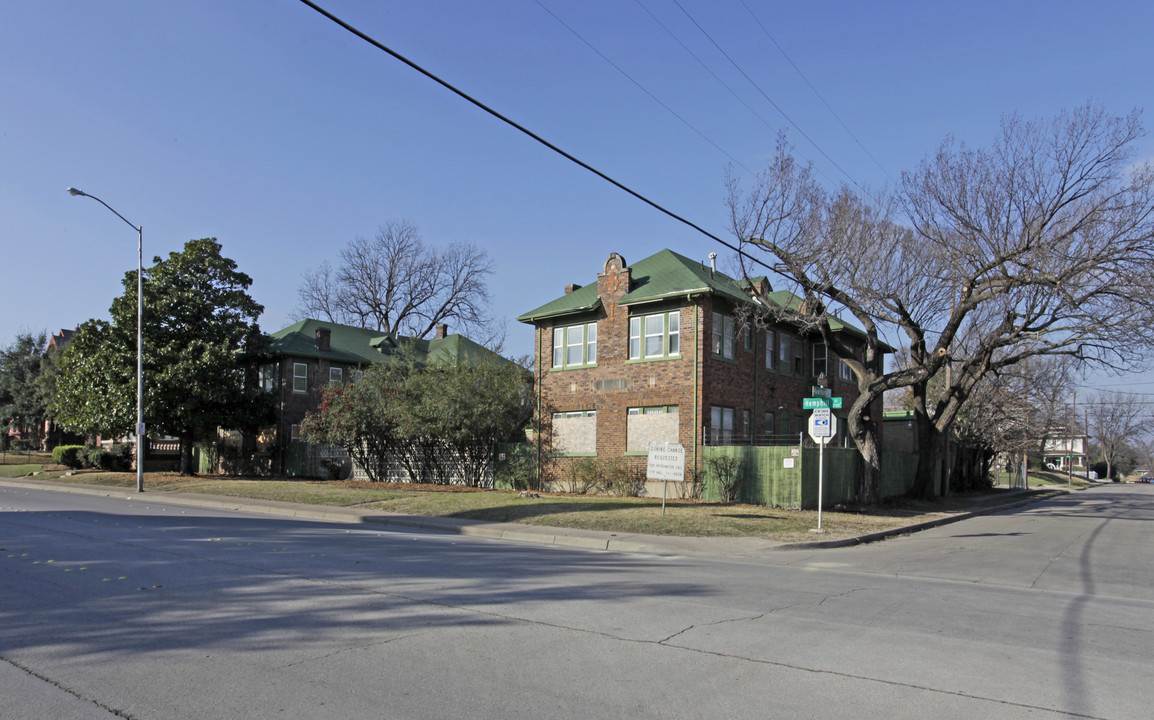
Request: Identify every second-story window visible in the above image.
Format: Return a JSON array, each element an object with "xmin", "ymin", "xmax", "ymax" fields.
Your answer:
[
  {"xmin": 765, "ymin": 330, "xmax": 775, "ymax": 369},
  {"xmin": 778, "ymin": 334, "xmax": 792, "ymax": 370},
  {"xmin": 552, "ymin": 322, "xmax": 597, "ymax": 369},
  {"xmin": 813, "ymin": 342, "xmax": 828, "ymax": 378},
  {"xmin": 292, "ymin": 362, "xmax": 308, "ymax": 393},
  {"xmin": 711, "ymin": 312, "xmax": 735, "ymax": 359},
  {"xmin": 629, "ymin": 310, "xmax": 680, "ymax": 360}
]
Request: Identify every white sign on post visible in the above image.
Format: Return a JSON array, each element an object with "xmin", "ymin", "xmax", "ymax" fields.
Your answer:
[
  {"xmin": 647, "ymin": 442, "xmax": 686, "ymax": 481},
  {"xmin": 648, "ymin": 442, "xmax": 685, "ymax": 517},
  {"xmin": 807, "ymin": 411, "xmax": 836, "ymax": 443},
  {"xmin": 806, "ymin": 411, "xmax": 838, "ymax": 532}
]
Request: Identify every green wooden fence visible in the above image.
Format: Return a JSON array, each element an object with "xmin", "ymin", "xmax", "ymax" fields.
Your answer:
[{"xmin": 702, "ymin": 444, "xmax": 915, "ymax": 509}]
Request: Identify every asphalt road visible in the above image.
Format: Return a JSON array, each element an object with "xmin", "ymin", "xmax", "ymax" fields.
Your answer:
[{"xmin": 2, "ymin": 483, "xmax": 1151, "ymax": 719}]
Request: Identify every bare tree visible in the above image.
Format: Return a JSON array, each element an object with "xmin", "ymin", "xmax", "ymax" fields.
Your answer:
[
  {"xmin": 1086, "ymin": 392, "xmax": 1149, "ymax": 480},
  {"xmin": 295, "ymin": 220, "xmax": 501, "ymax": 344},
  {"xmin": 728, "ymin": 105, "xmax": 1154, "ymax": 502}
]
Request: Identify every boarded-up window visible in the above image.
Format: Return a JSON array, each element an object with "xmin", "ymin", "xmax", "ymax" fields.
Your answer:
[
  {"xmin": 627, "ymin": 406, "xmax": 679, "ymax": 452},
  {"xmin": 551, "ymin": 410, "xmax": 596, "ymax": 454}
]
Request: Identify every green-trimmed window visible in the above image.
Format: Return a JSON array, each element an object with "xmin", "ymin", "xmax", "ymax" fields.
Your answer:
[
  {"xmin": 627, "ymin": 405, "xmax": 679, "ymax": 452},
  {"xmin": 628, "ymin": 310, "xmax": 680, "ymax": 360},
  {"xmin": 710, "ymin": 406, "xmax": 735, "ymax": 444},
  {"xmin": 292, "ymin": 362, "xmax": 308, "ymax": 393},
  {"xmin": 778, "ymin": 333, "xmax": 792, "ymax": 369},
  {"xmin": 813, "ymin": 342, "xmax": 828, "ymax": 378},
  {"xmin": 552, "ymin": 323, "xmax": 597, "ymax": 369},
  {"xmin": 711, "ymin": 312, "xmax": 735, "ymax": 359},
  {"xmin": 551, "ymin": 410, "xmax": 596, "ymax": 455}
]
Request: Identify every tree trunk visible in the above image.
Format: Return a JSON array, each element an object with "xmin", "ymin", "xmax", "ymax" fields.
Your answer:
[
  {"xmin": 847, "ymin": 412, "xmax": 882, "ymax": 505},
  {"xmin": 179, "ymin": 430, "xmax": 196, "ymax": 476},
  {"xmin": 913, "ymin": 413, "xmax": 945, "ymax": 500}
]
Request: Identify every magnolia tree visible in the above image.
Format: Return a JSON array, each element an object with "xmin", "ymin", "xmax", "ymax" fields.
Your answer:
[
  {"xmin": 54, "ymin": 239, "xmax": 273, "ymax": 474},
  {"xmin": 728, "ymin": 105, "xmax": 1154, "ymax": 502}
]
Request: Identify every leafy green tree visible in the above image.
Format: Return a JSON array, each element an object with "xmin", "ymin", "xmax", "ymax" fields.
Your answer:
[
  {"xmin": 54, "ymin": 320, "xmax": 135, "ymax": 438},
  {"xmin": 303, "ymin": 352, "xmax": 530, "ymax": 486},
  {"xmin": 0, "ymin": 331, "xmax": 49, "ymax": 444},
  {"xmin": 400, "ymin": 358, "xmax": 532, "ymax": 486},
  {"xmin": 302, "ymin": 356, "xmax": 412, "ymax": 483},
  {"xmin": 54, "ymin": 238, "xmax": 274, "ymax": 474}
]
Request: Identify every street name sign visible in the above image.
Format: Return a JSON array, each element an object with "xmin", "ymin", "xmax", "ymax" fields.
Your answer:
[{"xmin": 803, "ymin": 397, "xmax": 843, "ymax": 409}]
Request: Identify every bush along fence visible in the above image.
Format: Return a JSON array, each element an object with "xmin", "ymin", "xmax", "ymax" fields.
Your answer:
[
  {"xmin": 277, "ymin": 440, "xmax": 542, "ymax": 490},
  {"xmin": 701, "ymin": 444, "xmax": 916, "ymax": 509}
]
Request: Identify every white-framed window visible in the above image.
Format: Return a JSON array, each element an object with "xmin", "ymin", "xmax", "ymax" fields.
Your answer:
[
  {"xmin": 710, "ymin": 406, "xmax": 735, "ymax": 444},
  {"xmin": 258, "ymin": 364, "xmax": 277, "ymax": 392},
  {"xmin": 627, "ymin": 405, "xmax": 679, "ymax": 452},
  {"xmin": 352, "ymin": 369, "xmax": 364, "ymax": 384},
  {"xmin": 813, "ymin": 342, "xmax": 827, "ymax": 378},
  {"xmin": 329, "ymin": 367, "xmax": 343, "ymax": 384},
  {"xmin": 765, "ymin": 330, "xmax": 775, "ymax": 369},
  {"xmin": 711, "ymin": 312, "xmax": 735, "ymax": 359},
  {"xmin": 290, "ymin": 423, "xmax": 302, "ymax": 440},
  {"xmin": 742, "ymin": 325, "xmax": 752, "ymax": 352},
  {"xmin": 552, "ymin": 323, "xmax": 597, "ymax": 369},
  {"xmin": 628, "ymin": 310, "xmax": 680, "ymax": 360},
  {"xmin": 292, "ymin": 362, "xmax": 308, "ymax": 393}
]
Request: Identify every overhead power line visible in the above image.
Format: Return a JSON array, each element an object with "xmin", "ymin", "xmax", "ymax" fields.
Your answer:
[
  {"xmin": 739, "ymin": 0, "xmax": 894, "ymax": 184},
  {"xmin": 535, "ymin": 0, "xmax": 754, "ymax": 176},
  {"xmin": 295, "ymin": 0, "xmax": 778, "ymax": 278},
  {"xmin": 670, "ymin": 0, "xmax": 866, "ymax": 195},
  {"xmin": 633, "ymin": 0, "xmax": 840, "ymax": 189}
]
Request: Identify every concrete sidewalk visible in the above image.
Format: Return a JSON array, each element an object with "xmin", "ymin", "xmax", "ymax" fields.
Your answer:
[{"xmin": 0, "ymin": 477, "xmax": 1062, "ymax": 558}]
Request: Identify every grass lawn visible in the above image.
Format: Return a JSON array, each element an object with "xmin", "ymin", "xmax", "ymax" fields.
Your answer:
[{"xmin": 2, "ymin": 465, "xmax": 1060, "ymax": 544}]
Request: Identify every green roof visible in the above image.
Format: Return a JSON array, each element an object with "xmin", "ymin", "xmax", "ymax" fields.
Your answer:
[
  {"xmin": 517, "ymin": 249, "xmax": 751, "ymax": 322},
  {"xmin": 259, "ymin": 319, "xmax": 509, "ymax": 367},
  {"xmin": 517, "ymin": 248, "xmax": 890, "ymax": 352}
]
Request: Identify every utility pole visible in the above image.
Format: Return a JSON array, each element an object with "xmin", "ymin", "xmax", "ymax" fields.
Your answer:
[{"xmin": 1067, "ymin": 392, "xmax": 1076, "ymax": 487}]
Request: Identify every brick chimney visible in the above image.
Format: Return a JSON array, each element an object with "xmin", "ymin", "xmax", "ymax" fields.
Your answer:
[
  {"xmin": 565, "ymin": 283, "xmax": 582, "ymax": 295},
  {"xmin": 435, "ymin": 323, "xmax": 448, "ymax": 340},
  {"xmin": 315, "ymin": 327, "xmax": 331, "ymax": 352}
]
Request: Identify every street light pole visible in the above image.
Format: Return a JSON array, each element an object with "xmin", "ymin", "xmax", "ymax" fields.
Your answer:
[{"xmin": 67, "ymin": 187, "xmax": 145, "ymax": 493}]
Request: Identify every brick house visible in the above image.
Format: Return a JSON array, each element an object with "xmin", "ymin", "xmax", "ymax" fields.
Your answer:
[
  {"xmin": 517, "ymin": 249, "xmax": 886, "ymax": 489},
  {"xmin": 244, "ymin": 318, "xmax": 506, "ymax": 475}
]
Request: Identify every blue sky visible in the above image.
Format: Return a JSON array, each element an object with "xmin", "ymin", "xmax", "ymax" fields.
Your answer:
[{"xmin": 2, "ymin": 0, "xmax": 1152, "ymax": 396}]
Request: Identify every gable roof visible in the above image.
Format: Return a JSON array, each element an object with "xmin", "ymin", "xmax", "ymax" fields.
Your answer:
[{"xmin": 258, "ymin": 319, "xmax": 510, "ymax": 367}]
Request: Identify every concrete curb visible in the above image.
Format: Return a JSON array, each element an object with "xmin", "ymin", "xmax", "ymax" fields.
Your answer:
[
  {"xmin": 0, "ymin": 477, "xmax": 1067, "ymax": 557},
  {"xmin": 776, "ymin": 488, "xmax": 1069, "ymax": 550}
]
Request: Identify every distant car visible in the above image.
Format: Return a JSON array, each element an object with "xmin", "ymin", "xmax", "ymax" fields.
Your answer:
[{"xmin": 1139, "ymin": 476, "xmax": 1153, "ymax": 483}]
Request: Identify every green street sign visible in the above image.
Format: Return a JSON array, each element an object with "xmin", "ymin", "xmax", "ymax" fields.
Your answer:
[{"xmin": 803, "ymin": 397, "xmax": 843, "ymax": 409}]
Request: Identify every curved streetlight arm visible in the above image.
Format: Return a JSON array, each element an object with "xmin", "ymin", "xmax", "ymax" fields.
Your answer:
[
  {"xmin": 67, "ymin": 186, "xmax": 146, "ymax": 493},
  {"xmin": 67, "ymin": 187, "xmax": 141, "ymax": 233}
]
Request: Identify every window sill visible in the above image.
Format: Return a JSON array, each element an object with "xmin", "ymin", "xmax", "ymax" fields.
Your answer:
[
  {"xmin": 624, "ymin": 355, "xmax": 681, "ymax": 364},
  {"xmin": 549, "ymin": 364, "xmax": 598, "ymax": 372}
]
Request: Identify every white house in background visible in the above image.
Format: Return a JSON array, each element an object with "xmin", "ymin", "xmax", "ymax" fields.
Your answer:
[{"xmin": 1042, "ymin": 428, "xmax": 1089, "ymax": 471}]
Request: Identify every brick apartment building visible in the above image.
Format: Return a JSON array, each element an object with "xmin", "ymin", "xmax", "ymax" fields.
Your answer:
[
  {"xmin": 245, "ymin": 318, "xmax": 505, "ymax": 475},
  {"xmin": 517, "ymin": 249, "xmax": 886, "ymax": 486}
]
